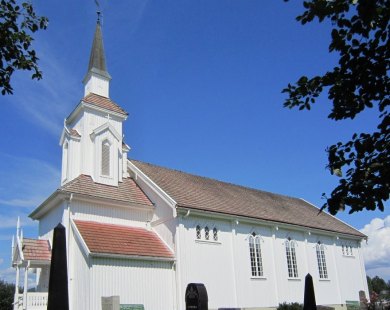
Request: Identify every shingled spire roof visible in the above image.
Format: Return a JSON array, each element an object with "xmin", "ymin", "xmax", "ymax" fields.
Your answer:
[{"xmin": 84, "ymin": 19, "xmax": 111, "ymax": 81}]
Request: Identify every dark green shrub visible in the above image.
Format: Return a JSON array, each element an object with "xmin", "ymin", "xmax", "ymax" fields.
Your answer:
[
  {"xmin": 0, "ymin": 279, "xmax": 14, "ymax": 310},
  {"xmin": 277, "ymin": 302, "xmax": 303, "ymax": 310}
]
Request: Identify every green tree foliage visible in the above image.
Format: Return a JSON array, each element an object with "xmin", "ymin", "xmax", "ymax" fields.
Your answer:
[
  {"xmin": 283, "ymin": 0, "xmax": 389, "ymax": 215},
  {"xmin": 0, "ymin": 0, "xmax": 48, "ymax": 95},
  {"xmin": 0, "ymin": 279, "xmax": 14, "ymax": 310},
  {"xmin": 370, "ymin": 275, "xmax": 389, "ymax": 294}
]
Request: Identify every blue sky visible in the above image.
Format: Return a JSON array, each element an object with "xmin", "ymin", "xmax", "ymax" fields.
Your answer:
[{"xmin": 0, "ymin": 0, "xmax": 389, "ymax": 283}]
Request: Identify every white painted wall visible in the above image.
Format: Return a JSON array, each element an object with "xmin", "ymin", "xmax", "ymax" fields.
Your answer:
[
  {"xmin": 90, "ymin": 257, "xmax": 175, "ymax": 310},
  {"xmin": 38, "ymin": 202, "xmax": 65, "ymax": 242},
  {"xmin": 70, "ymin": 199, "xmax": 151, "ymax": 228},
  {"xmin": 177, "ymin": 214, "xmax": 368, "ymax": 309},
  {"xmin": 84, "ymin": 74, "xmax": 110, "ymax": 98},
  {"xmin": 69, "ymin": 227, "xmax": 91, "ymax": 310}
]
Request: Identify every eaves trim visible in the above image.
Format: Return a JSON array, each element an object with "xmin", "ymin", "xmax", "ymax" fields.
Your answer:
[{"xmin": 176, "ymin": 206, "xmax": 365, "ymax": 240}]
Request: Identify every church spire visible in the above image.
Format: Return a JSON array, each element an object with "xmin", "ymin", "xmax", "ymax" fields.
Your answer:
[{"xmin": 83, "ymin": 13, "xmax": 111, "ymax": 98}]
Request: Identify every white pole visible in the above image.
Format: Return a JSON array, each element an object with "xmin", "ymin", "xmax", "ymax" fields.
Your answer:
[
  {"xmin": 16, "ymin": 217, "xmax": 20, "ymax": 238},
  {"xmin": 23, "ymin": 262, "xmax": 29, "ymax": 310},
  {"xmin": 14, "ymin": 265, "xmax": 20, "ymax": 310}
]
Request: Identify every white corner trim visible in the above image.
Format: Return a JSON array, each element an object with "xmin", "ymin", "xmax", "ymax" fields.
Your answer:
[
  {"xmin": 70, "ymin": 220, "xmax": 91, "ymax": 257},
  {"xmin": 90, "ymin": 122, "xmax": 121, "ymax": 141},
  {"xmin": 128, "ymin": 160, "xmax": 177, "ymax": 210}
]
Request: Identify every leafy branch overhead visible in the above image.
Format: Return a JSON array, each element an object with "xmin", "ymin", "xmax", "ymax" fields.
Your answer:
[
  {"xmin": 0, "ymin": 0, "xmax": 48, "ymax": 95},
  {"xmin": 283, "ymin": 0, "xmax": 389, "ymax": 214}
]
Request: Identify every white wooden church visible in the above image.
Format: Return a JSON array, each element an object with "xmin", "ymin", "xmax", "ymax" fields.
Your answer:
[{"xmin": 11, "ymin": 18, "xmax": 369, "ymax": 310}]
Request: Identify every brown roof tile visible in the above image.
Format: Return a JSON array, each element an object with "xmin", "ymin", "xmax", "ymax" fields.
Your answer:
[
  {"xmin": 69, "ymin": 128, "xmax": 81, "ymax": 137},
  {"xmin": 83, "ymin": 93, "xmax": 128, "ymax": 116},
  {"xmin": 60, "ymin": 175, "xmax": 152, "ymax": 207},
  {"xmin": 22, "ymin": 238, "xmax": 51, "ymax": 261},
  {"xmin": 74, "ymin": 220, "xmax": 174, "ymax": 258},
  {"xmin": 131, "ymin": 160, "xmax": 365, "ymax": 238}
]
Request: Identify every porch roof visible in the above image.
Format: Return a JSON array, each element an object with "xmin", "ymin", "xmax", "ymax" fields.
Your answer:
[{"xmin": 22, "ymin": 238, "xmax": 51, "ymax": 261}]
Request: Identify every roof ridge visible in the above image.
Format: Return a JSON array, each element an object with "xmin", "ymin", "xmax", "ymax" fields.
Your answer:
[{"xmin": 130, "ymin": 158, "xmax": 305, "ymax": 203}]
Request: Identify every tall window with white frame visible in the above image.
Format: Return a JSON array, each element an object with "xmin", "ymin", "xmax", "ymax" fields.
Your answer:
[
  {"xmin": 316, "ymin": 242, "xmax": 328, "ymax": 279},
  {"xmin": 285, "ymin": 238, "xmax": 298, "ymax": 278},
  {"xmin": 249, "ymin": 232, "xmax": 263, "ymax": 277},
  {"xmin": 101, "ymin": 140, "xmax": 111, "ymax": 176}
]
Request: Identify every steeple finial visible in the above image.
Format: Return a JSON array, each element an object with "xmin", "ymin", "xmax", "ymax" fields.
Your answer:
[
  {"xmin": 95, "ymin": 0, "xmax": 101, "ymax": 24},
  {"xmin": 83, "ymin": 3, "xmax": 111, "ymax": 97}
]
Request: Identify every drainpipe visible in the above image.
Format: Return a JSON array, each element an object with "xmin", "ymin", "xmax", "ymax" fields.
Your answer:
[{"xmin": 67, "ymin": 193, "xmax": 73, "ymax": 309}]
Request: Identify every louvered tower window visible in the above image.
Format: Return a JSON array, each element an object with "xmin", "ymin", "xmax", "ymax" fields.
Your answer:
[{"xmin": 101, "ymin": 140, "xmax": 111, "ymax": 176}]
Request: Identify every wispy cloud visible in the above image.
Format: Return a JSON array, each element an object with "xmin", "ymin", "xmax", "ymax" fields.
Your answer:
[
  {"xmin": 0, "ymin": 153, "xmax": 60, "ymax": 210},
  {"xmin": 0, "ymin": 197, "xmax": 48, "ymax": 208},
  {"xmin": 0, "ymin": 214, "xmax": 35, "ymax": 229},
  {"xmin": 0, "ymin": 267, "xmax": 36, "ymax": 288},
  {"xmin": 4, "ymin": 43, "xmax": 80, "ymax": 137}
]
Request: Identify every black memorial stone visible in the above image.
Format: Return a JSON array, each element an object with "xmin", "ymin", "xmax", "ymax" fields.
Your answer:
[
  {"xmin": 185, "ymin": 283, "xmax": 208, "ymax": 310},
  {"xmin": 47, "ymin": 223, "xmax": 69, "ymax": 310}
]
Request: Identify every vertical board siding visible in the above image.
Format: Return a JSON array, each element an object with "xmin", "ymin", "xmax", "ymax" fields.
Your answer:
[
  {"xmin": 71, "ymin": 200, "xmax": 149, "ymax": 227},
  {"xmin": 39, "ymin": 202, "xmax": 65, "ymax": 240},
  {"xmin": 179, "ymin": 217, "xmax": 236, "ymax": 309},
  {"xmin": 91, "ymin": 258, "xmax": 175, "ymax": 310},
  {"xmin": 70, "ymin": 229, "xmax": 91, "ymax": 310},
  {"xmin": 179, "ymin": 215, "xmax": 367, "ymax": 309},
  {"xmin": 135, "ymin": 172, "xmax": 176, "ymax": 249},
  {"xmin": 234, "ymin": 224, "xmax": 278, "ymax": 308}
]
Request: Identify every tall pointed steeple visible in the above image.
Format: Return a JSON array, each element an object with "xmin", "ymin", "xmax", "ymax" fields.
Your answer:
[{"xmin": 83, "ymin": 14, "xmax": 111, "ymax": 98}]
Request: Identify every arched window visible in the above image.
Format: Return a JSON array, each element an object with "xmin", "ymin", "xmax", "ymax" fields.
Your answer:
[
  {"xmin": 249, "ymin": 233, "xmax": 263, "ymax": 277},
  {"xmin": 213, "ymin": 227, "xmax": 218, "ymax": 241},
  {"xmin": 316, "ymin": 242, "xmax": 328, "ymax": 279},
  {"xmin": 101, "ymin": 140, "xmax": 111, "ymax": 176},
  {"xmin": 205, "ymin": 226, "xmax": 210, "ymax": 240},
  {"xmin": 196, "ymin": 225, "xmax": 201, "ymax": 239},
  {"xmin": 286, "ymin": 238, "xmax": 298, "ymax": 278}
]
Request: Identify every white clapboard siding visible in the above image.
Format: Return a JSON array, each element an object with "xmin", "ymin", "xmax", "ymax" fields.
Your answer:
[
  {"xmin": 178, "ymin": 214, "xmax": 368, "ymax": 309},
  {"xmin": 71, "ymin": 200, "xmax": 150, "ymax": 227},
  {"xmin": 70, "ymin": 229, "xmax": 91, "ymax": 310},
  {"xmin": 90, "ymin": 257, "xmax": 175, "ymax": 310}
]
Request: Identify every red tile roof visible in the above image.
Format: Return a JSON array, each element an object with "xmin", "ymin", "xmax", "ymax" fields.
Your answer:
[
  {"xmin": 60, "ymin": 175, "xmax": 152, "ymax": 207},
  {"xmin": 131, "ymin": 160, "xmax": 365, "ymax": 238},
  {"xmin": 22, "ymin": 238, "xmax": 51, "ymax": 261},
  {"xmin": 74, "ymin": 220, "xmax": 174, "ymax": 259},
  {"xmin": 83, "ymin": 93, "xmax": 128, "ymax": 116}
]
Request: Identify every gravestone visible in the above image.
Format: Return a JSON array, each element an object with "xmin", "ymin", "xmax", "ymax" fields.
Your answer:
[
  {"xmin": 303, "ymin": 273, "xmax": 317, "ymax": 310},
  {"xmin": 102, "ymin": 296, "xmax": 120, "ymax": 310},
  {"xmin": 185, "ymin": 283, "xmax": 208, "ymax": 310},
  {"xmin": 47, "ymin": 223, "xmax": 69, "ymax": 310}
]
